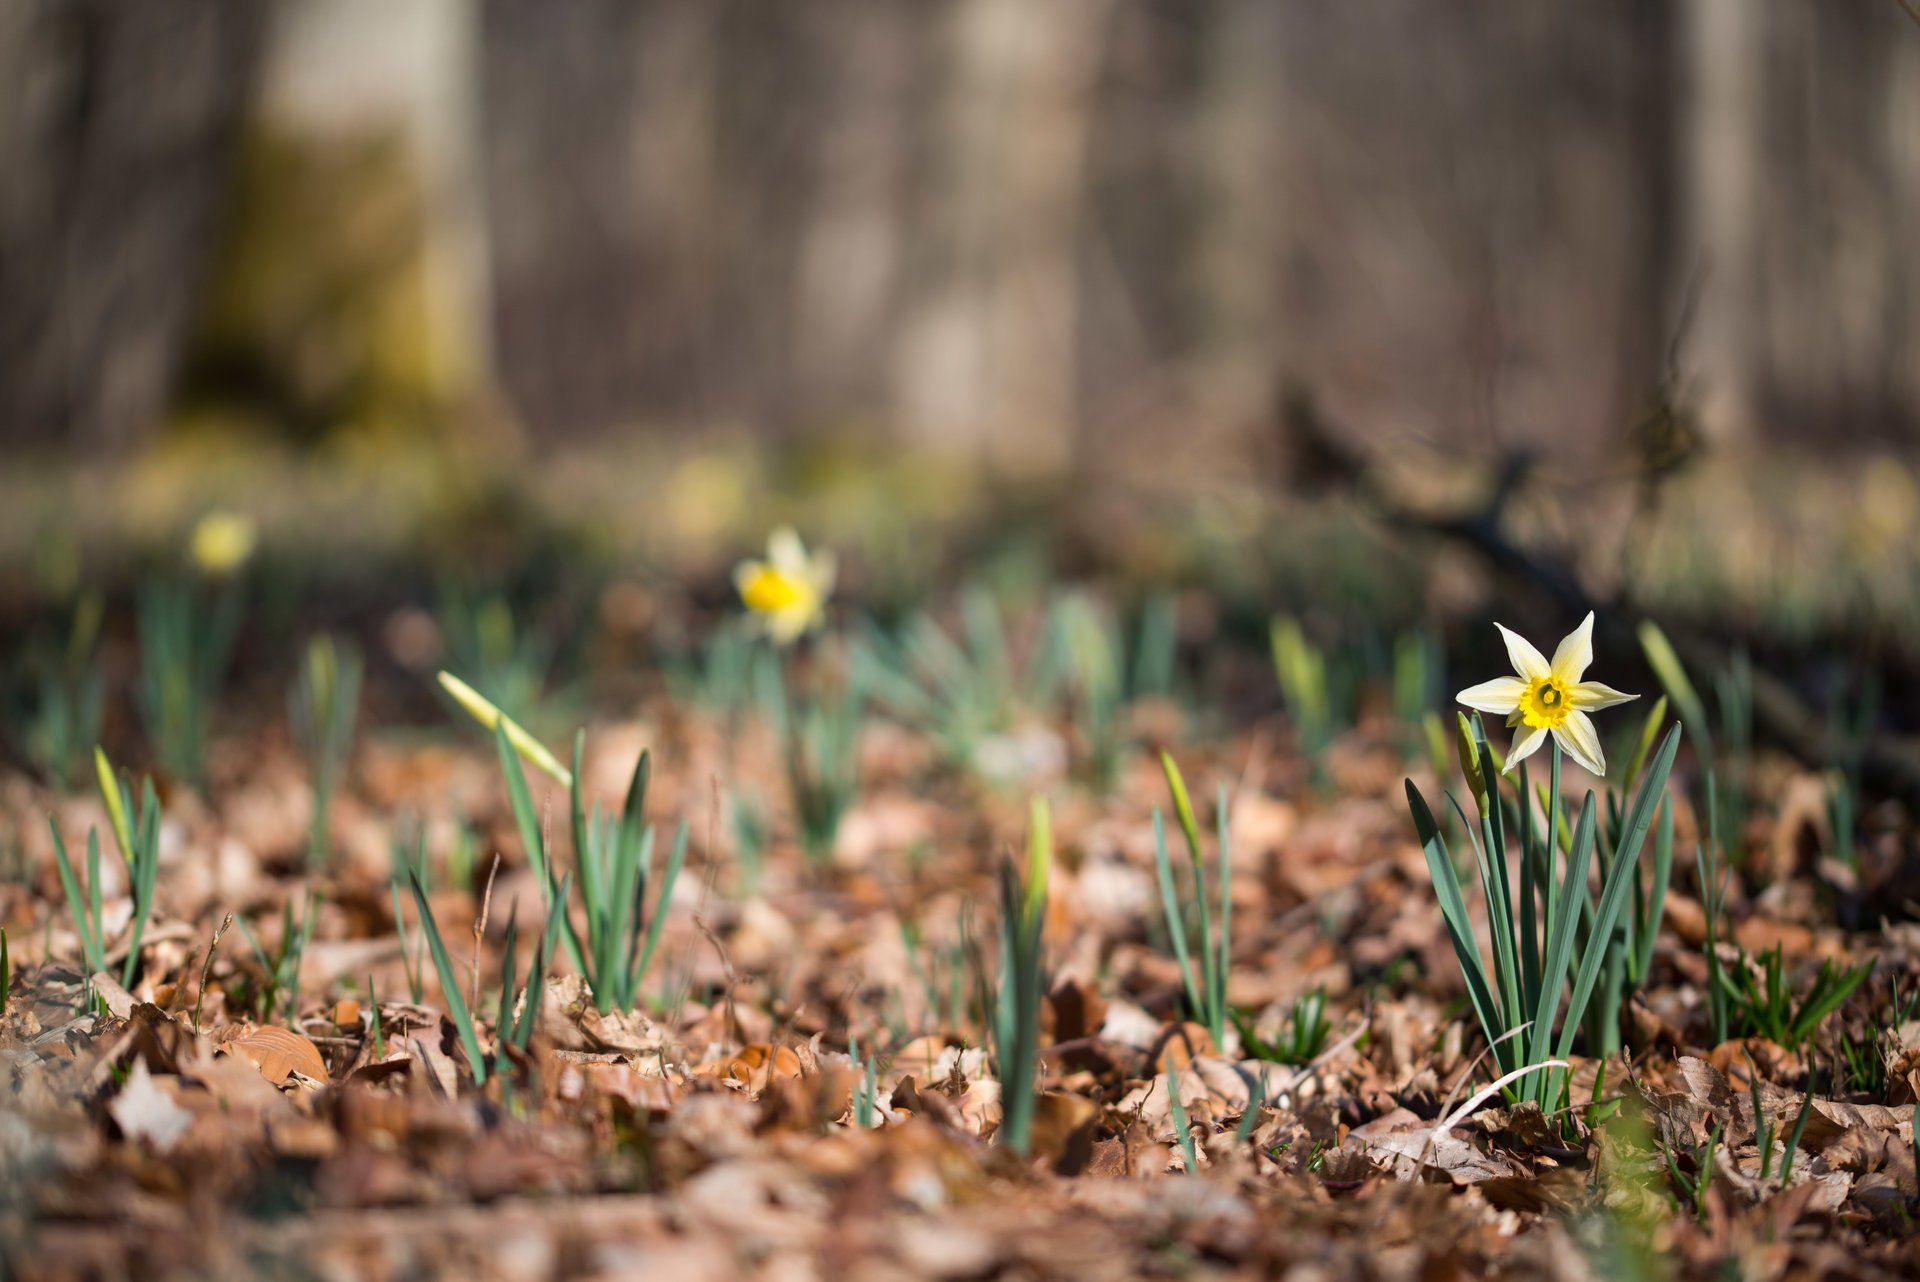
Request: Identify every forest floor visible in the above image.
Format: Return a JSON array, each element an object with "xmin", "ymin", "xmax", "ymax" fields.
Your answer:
[{"xmin": 2, "ymin": 584, "xmax": 1919, "ymax": 1282}]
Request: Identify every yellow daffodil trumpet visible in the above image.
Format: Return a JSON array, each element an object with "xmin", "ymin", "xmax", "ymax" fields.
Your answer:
[
  {"xmin": 1455, "ymin": 612, "xmax": 1637, "ymax": 776},
  {"xmin": 734, "ymin": 527, "xmax": 835, "ymax": 644}
]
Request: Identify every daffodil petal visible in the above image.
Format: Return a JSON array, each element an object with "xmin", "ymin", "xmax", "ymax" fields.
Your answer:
[
  {"xmin": 1570, "ymin": 680, "xmax": 1637, "ymax": 711},
  {"xmin": 1549, "ymin": 612, "xmax": 1594, "ymax": 684},
  {"xmin": 810, "ymin": 549, "xmax": 838, "ymax": 598},
  {"xmin": 1495, "ymin": 623, "xmax": 1551, "ymax": 681},
  {"xmin": 768, "ymin": 527, "xmax": 809, "ymax": 577},
  {"xmin": 1553, "ymin": 710, "xmax": 1607, "ymax": 776},
  {"xmin": 733, "ymin": 559, "xmax": 769, "ymax": 593},
  {"xmin": 1504, "ymin": 723, "xmax": 1548, "ymax": 772},
  {"xmin": 1456, "ymin": 676, "xmax": 1527, "ymax": 715}
]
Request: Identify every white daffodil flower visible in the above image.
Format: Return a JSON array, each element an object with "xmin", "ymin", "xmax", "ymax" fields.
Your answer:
[
  {"xmin": 1455, "ymin": 612, "xmax": 1637, "ymax": 776},
  {"xmin": 734, "ymin": 527, "xmax": 836, "ymax": 645}
]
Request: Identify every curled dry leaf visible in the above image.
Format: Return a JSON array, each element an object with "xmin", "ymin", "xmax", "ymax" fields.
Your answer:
[{"xmin": 223, "ymin": 1025, "xmax": 330, "ymax": 1086}]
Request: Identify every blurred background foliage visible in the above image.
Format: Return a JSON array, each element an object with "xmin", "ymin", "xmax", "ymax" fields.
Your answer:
[{"xmin": 2, "ymin": 0, "xmax": 1919, "ymax": 662}]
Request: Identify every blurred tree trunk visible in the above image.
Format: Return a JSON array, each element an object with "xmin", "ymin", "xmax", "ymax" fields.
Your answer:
[
  {"xmin": 0, "ymin": 0, "xmax": 263, "ymax": 449},
  {"xmin": 891, "ymin": 0, "xmax": 1117, "ymax": 471},
  {"xmin": 1679, "ymin": 0, "xmax": 1761, "ymax": 442}
]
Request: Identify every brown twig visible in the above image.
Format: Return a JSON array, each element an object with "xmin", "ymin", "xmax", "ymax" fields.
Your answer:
[
  {"xmin": 471, "ymin": 852, "xmax": 501, "ymax": 1014},
  {"xmin": 193, "ymin": 912, "xmax": 234, "ymax": 1036}
]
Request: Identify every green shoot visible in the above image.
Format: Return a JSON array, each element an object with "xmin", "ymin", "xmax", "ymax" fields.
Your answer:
[
  {"xmin": 756, "ymin": 654, "xmax": 862, "ymax": 868},
  {"xmin": 448, "ymin": 675, "xmax": 689, "ymax": 1014},
  {"xmin": 1233, "ymin": 1070, "xmax": 1267, "ymax": 1146},
  {"xmin": 1827, "ymin": 769, "xmax": 1857, "ymax": 870},
  {"xmin": 667, "ymin": 618, "xmax": 764, "ymax": 725},
  {"xmin": 1166, "ymin": 1058, "xmax": 1200, "ymax": 1173},
  {"xmin": 49, "ymin": 822, "xmax": 108, "ymax": 977},
  {"xmin": 237, "ymin": 889, "xmax": 320, "ymax": 1025},
  {"xmin": 1779, "ymin": 1079, "xmax": 1816, "ymax": 1189},
  {"xmin": 853, "ymin": 586, "xmax": 1046, "ymax": 778},
  {"xmin": 389, "ymin": 826, "xmax": 429, "ymax": 1004},
  {"xmin": 50, "ymin": 750, "xmax": 162, "ymax": 986},
  {"xmin": 1665, "ymin": 1118, "xmax": 1723, "ymax": 1225},
  {"xmin": 850, "ymin": 1035, "xmax": 880, "ymax": 1129},
  {"xmin": 436, "ymin": 583, "xmax": 553, "ymax": 726},
  {"xmin": 439, "ymin": 671, "xmax": 570, "ymax": 786},
  {"xmin": 1151, "ymin": 751, "xmax": 1232, "ymax": 1049},
  {"xmin": 1637, "ymin": 621, "xmax": 1712, "ymax": 761},
  {"xmin": 14, "ymin": 592, "xmax": 104, "ymax": 790},
  {"xmin": 1270, "ymin": 616, "xmax": 1332, "ymax": 757},
  {"xmin": 290, "ymin": 634, "xmax": 363, "ymax": 870},
  {"xmin": 407, "ymin": 869, "xmax": 489, "ymax": 1084},
  {"xmin": 1237, "ymin": 990, "xmax": 1332, "ymax": 1066},
  {"xmin": 1, "ymin": 928, "xmax": 10, "ymax": 1013},
  {"xmin": 368, "ymin": 974, "xmax": 385, "ymax": 1059},
  {"xmin": 992, "ymin": 795, "xmax": 1051, "ymax": 1157},
  {"xmin": 1717, "ymin": 945, "xmax": 1873, "ymax": 1051},
  {"xmin": 136, "ymin": 578, "xmax": 241, "ymax": 786},
  {"xmin": 1406, "ymin": 718, "xmax": 1682, "ymax": 1107},
  {"xmin": 1049, "ymin": 590, "xmax": 1179, "ymax": 791}
]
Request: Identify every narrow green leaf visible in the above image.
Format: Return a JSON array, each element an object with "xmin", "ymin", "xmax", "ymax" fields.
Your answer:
[
  {"xmin": 407, "ymin": 869, "xmax": 488, "ymax": 1085},
  {"xmin": 1410, "ymin": 781, "xmax": 1507, "ymax": 1055},
  {"xmin": 1555, "ymin": 725, "xmax": 1682, "ymax": 1060}
]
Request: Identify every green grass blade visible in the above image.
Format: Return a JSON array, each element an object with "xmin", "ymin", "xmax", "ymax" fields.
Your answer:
[
  {"xmin": 1528, "ymin": 792, "xmax": 1596, "ymax": 1077},
  {"xmin": 1633, "ymin": 800, "xmax": 1673, "ymax": 984},
  {"xmin": 1151, "ymin": 809, "xmax": 1204, "ymax": 1026},
  {"xmin": 48, "ymin": 819, "xmax": 104, "ymax": 974},
  {"xmin": 631, "ymin": 823, "xmax": 688, "ymax": 995},
  {"xmin": 1410, "ymin": 781, "xmax": 1507, "ymax": 1058},
  {"xmin": 407, "ymin": 869, "xmax": 488, "ymax": 1086}
]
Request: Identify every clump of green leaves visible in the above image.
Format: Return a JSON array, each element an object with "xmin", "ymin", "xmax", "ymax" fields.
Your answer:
[
  {"xmin": 1238, "ymin": 990, "xmax": 1332, "ymax": 1067},
  {"xmin": 1406, "ymin": 715, "xmax": 1681, "ymax": 1107},
  {"xmin": 50, "ymin": 749, "xmax": 163, "ymax": 987},
  {"xmin": 854, "ymin": 586, "xmax": 1045, "ymax": 778},
  {"xmin": 992, "ymin": 796, "xmax": 1051, "ymax": 1157},
  {"xmin": 1694, "ymin": 786, "xmax": 1873, "ymax": 1051},
  {"xmin": 1720, "ymin": 945, "xmax": 1872, "ymax": 1052},
  {"xmin": 290, "ymin": 634, "xmax": 363, "ymax": 870},
  {"xmin": 136, "ymin": 579, "xmax": 242, "ymax": 786},
  {"xmin": 1749, "ymin": 1060, "xmax": 1818, "ymax": 1189},
  {"xmin": 444, "ymin": 672, "xmax": 689, "ymax": 1014},
  {"xmin": 12, "ymin": 593, "xmax": 104, "ymax": 790},
  {"xmin": 237, "ymin": 888, "xmax": 320, "ymax": 1025},
  {"xmin": 1049, "ymin": 590, "xmax": 1178, "ymax": 791},
  {"xmin": 667, "ymin": 618, "xmax": 765, "ymax": 725},
  {"xmin": 756, "ymin": 656, "xmax": 863, "ymax": 868},
  {"xmin": 407, "ymin": 866, "xmax": 569, "ymax": 1087},
  {"xmin": 437, "ymin": 583, "xmax": 553, "ymax": 725},
  {"xmin": 1151, "ymin": 751, "xmax": 1232, "ymax": 1050}
]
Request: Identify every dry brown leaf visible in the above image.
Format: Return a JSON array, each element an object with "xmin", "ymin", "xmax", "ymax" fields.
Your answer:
[
  {"xmin": 108, "ymin": 1059, "xmax": 192, "ymax": 1153},
  {"xmin": 224, "ymin": 1025, "xmax": 330, "ymax": 1086}
]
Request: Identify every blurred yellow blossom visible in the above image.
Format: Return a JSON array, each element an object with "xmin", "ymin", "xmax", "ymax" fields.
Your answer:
[
  {"xmin": 189, "ymin": 511, "xmax": 256, "ymax": 577},
  {"xmin": 734, "ymin": 527, "xmax": 835, "ymax": 645}
]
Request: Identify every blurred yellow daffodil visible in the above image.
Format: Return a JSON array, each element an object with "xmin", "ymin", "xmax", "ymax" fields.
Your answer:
[
  {"xmin": 734, "ymin": 527, "xmax": 835, "ymax": 645},
  {"xmin": 189, "ymin": 511, "xmax": 256, "ymax": 577},
  {"xmin": 1456, "ymin": 612, "xmax": 1636, "ymax": 776}
]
